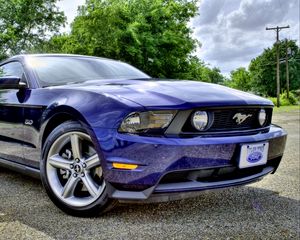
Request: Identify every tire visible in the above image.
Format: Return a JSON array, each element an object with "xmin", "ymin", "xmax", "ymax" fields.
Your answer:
[{"xmin": 40, "ymin": 121, "xmax": 117, "ymax": 217}]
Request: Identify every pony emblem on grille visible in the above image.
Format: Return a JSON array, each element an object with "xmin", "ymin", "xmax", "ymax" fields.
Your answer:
[{"xmin": 233, "ymin": 113, "xmax": 252, "ymax": 125}]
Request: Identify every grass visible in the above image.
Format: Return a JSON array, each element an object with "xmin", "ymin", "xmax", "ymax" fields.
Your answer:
[{"xmin": 273, "ymin": 105, "xmax": 300, "ymax": 113}]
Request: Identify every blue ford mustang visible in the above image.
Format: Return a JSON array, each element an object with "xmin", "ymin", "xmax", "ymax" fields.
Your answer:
[{"xmin": 0, "ymin": 54, "xmax": 287, "ymax": 216}]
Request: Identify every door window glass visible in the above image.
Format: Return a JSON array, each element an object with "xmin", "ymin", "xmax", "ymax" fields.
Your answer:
[{"xmin": 0, "ymin": 62, "xmax": 24, "ymax": 78}]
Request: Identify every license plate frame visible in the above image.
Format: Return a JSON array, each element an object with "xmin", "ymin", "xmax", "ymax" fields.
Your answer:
[{"xmin": 239, "ymin": 142, "xmax": 269, "ymax": 169}]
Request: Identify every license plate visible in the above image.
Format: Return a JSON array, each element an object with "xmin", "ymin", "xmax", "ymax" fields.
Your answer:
[{"xmin": 239, "ymin": 142, "xmax": 269, "ymax": 169}]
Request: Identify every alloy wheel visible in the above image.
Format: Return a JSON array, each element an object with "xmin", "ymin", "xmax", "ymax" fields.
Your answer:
[{"xmin": 46, "ymin": 131, "xmax": 105, "ymax": 207}]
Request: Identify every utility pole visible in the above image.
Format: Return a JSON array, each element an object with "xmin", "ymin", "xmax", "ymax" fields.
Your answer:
[
  {"xmin": 266, "ymin": 25, "xmax": 290, "ymax": 107},
  {"xmin": 285, "ymin": 39, "xmax": 291, "ymax": 99}
]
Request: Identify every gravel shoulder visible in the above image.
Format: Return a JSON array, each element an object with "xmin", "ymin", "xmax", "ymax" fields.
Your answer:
[{"xmin": 0, "ymin": 109, "xmax": 299, "ymax": 240}]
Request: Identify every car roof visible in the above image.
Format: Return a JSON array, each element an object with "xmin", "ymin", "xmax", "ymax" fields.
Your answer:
[{"xmin": 0, "ymin": 54, "xmax": 113, "ymax": 65}]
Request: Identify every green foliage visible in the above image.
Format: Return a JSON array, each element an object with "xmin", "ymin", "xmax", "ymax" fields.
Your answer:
[
  {"xmin": 291, "ymin": 89, "xmax": 300, "ymax": 101},
  {"xmin": 175, "ymin": 56, "xmax": 224, "ymax": 83},
  {"xmin": 249, "ymin": 40, "xmax": 300, "ymax": 97},
  {"xmin": 0, "ymin": 0, "xmax": 66, "ymax": 58},
  {"xmin": 273, "ymin": 105, "xmax": 300, "ymax": 112},
  {"xmin": 268, "ymin": 91, "xmax": 298, "ymax": 106},
  {"xmin": 227, "ymin": 67, "xmax": 252, "ymax": 91},
  {"xmin": 32, "ymin": 34, "xmax": 71, "ymax": 53},
  {"xmin": 202, "ymin": 67, "xmax": 224, "ymax": 84}
]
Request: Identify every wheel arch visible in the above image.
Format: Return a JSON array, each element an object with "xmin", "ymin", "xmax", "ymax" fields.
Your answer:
[{"xmin": 40, "ymin": 105, "xmax": 96, "ymax": 149}]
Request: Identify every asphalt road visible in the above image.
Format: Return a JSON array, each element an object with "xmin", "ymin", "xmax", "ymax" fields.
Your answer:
[{"xmin": 0, "ymin": 109, "xmax": 299, "ymax": 240}]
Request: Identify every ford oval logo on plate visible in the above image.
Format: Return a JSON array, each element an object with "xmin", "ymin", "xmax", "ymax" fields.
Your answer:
[{"xmin": 247, "ymin": 151, "xmax": 263, "ymax": 163}]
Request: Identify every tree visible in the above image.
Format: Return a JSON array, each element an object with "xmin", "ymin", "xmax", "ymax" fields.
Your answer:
[
  {"xmin": 249, "ymin": 39, "xmax": 300, "ymax": 96},
  {"xmin": 0, "ymin": 0, "xmax": 66, "ymax": 59},
  {"xmin": 203, "ymin": 67, "xmax": 224, "ymax": 84},
  {"xmin": 42, "ymin": 0, "xmax": 200, "ymax": 79},
  {"xmin": 174, "ymin": 56, "xmax": 224, "ymax": 83},
  {"xmin": 228, "ymin": 67, "xmax": 252, "ymax": 92}
]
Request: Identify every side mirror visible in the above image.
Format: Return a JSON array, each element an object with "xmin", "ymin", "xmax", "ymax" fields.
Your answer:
[{"xmin": 0, "ymin": 76, "xmax": 25, "ymax": 89}]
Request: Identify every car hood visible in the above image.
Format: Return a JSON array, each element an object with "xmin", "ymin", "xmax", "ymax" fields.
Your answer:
[{"xmin": 57, "ymin": 79, "xmax": 273, "ymax": 108}]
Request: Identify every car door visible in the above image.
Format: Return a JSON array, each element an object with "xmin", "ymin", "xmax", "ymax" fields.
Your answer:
[{"xmin": 0, "ymin": 61, "xmax": 25, "ymax": 163}]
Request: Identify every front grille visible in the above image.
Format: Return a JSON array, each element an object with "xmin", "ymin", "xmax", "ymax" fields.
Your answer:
[
  {"xmin": 210, "ymin": 108, "xmax": 269, "ymax": 131},
  {"xmin": 181, "ymin": 108, "xmax": 272, "ymax": 133}
]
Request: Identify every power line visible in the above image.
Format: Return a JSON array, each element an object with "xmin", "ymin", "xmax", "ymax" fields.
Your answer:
[{"xmin": 266, "ymin": 25, "xmax": 290, "ymax": 107}]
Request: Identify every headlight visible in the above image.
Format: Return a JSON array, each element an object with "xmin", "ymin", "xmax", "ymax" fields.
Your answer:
[
  {"xmin": 119, "ymin": 111, "xmax": 176, "ymax": 133},
  {"xmin": 258, "ymin": 109, "xmax": 267, "ymax": 126},
  {"xmin": 191, "ymin": 111, "xmax": 208, "ymax": 131}
]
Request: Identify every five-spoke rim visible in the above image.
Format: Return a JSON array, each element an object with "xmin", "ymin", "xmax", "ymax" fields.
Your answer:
[{"xmin": 46, "ymin": 131, "xmax": 105, "ymax": 207}]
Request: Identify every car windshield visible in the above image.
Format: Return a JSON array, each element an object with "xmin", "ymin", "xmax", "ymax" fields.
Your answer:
[{"xmin": 27, "ymin": 56, "xmax": 150, "ymax": 87}]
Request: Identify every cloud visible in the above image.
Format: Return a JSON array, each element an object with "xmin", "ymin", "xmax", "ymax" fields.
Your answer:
[
  {"xmin": 192, "ymin": 0, "xmax": 299, "ymax": 76},
  {"xmin": 193, "ymin": 0, "xmax": 225, "ymax": 25},
  {"xmin": 228, "ymin": 0, "xmax": 290, "ymax": 30}
]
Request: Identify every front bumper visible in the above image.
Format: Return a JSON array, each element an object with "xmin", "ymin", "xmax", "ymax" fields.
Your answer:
[{"xmin": 94, "ymin": 125, "xmax": 287, "ymax": 201}]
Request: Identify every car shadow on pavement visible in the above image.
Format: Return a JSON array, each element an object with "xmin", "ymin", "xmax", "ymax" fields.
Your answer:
[{"xmin": 0, "ymin": 168, "xmax": 299, "ymax": 239}]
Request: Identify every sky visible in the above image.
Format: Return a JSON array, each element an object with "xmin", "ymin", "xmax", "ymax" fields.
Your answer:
[{"xmin": 57, "ymin": 0, "xmax": 300, "ymax": 76}]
